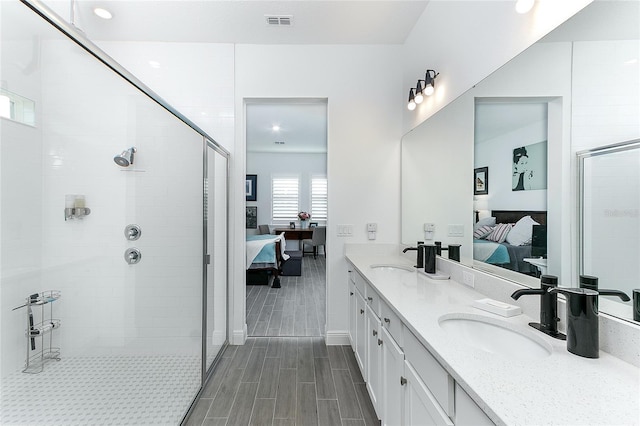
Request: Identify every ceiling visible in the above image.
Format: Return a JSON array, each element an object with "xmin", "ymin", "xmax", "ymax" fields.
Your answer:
[
  {"xmin": 45, "ymin": 0, "xmax": 430, "ymax": 45},
  {"xmin": 474, "ymin": 102, "xmax": 548, "ymax": 146},
  {"xmin": 246, "ymin": 101, "xmax": 327, "ymax": 154}
]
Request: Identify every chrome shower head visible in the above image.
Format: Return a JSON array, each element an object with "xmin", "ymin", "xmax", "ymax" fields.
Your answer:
[{"xmin": 114, "ymin": 147, "xmax": 136, "ymax": 167}]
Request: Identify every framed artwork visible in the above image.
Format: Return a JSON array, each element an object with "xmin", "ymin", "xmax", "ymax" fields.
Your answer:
[
  {"xmin": 512, "ymin": 141, "xmax": 547, "ymax": 191},
  {"xmin": 246, "ymin": 206, "xmax": 257, "ymax": 229},
  {"xmin": 309, "ymin": 222, "xmax": 318, "ymax": 228},
  {"xmin": 289, "ymin": 222, "xmax": 296, "ymax": 229},
  {"xmin": 246, "ymin": 174, "xmax": 257, "ymax": 201},
  {"xmin": 474, "ymin": 167, "xmax": 489, "ymax": 195}
]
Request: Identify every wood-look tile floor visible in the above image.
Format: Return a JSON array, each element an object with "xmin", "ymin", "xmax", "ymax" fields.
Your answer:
[
  {"xmin": 247, "ymin": 255, "xmax": 326, "ymax": 337},
  {"xmin": 185, "ymin": 337, "xmax": 380, "ymax": 426}
]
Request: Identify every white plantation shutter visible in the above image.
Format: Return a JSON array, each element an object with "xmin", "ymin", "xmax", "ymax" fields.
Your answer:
[
  {"xmin": 311, "ymin": 176, "xmax": 328, "ymax": 222},
  {"xmin": 272, "ymin": 176, "xmax": 299, "ymax": 221}
]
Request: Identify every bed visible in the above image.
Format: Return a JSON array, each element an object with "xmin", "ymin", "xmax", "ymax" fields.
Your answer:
[
  {"xmin": 473, "ymin": 210, "xmax": 547, "ymax": 274},
  {"xmin": 246, "ymin": 233, "xmax": 289, "ymax": 288}
]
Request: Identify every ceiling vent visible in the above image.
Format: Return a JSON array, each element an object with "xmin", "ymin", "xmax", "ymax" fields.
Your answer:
[{"xmin": 265, "ymin": 15, "xmax": 293, "ymax": 26}]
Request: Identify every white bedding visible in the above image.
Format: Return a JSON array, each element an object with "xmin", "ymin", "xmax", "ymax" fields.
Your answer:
[{"xmin": 245, "ymin": 233, "xmax": 289, "ymax": 268}]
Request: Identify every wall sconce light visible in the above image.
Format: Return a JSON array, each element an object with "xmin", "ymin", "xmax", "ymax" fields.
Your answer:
[
  {"xmin": 407, "ymin": 69, "xmax": 439, "ymax": 111},
  {"xmin": 407, "ymin": 88, "xmax": 417, "ymax": 111}
]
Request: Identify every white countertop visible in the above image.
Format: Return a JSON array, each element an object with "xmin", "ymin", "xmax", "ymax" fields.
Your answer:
[{"xmin": 346, "ymin": 253, "xmax": 640, "ymax": 426}]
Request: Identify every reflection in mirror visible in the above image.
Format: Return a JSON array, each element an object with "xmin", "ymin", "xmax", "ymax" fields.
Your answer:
[
  {"xmin": 401, "ymin": 1, "xmax": 639, "ymax": 322},
  {"xmin": 473, "ymin": 101, "xmax": 549, "ymax": 281},
  {"xmin": 579, "ymin": 140, "xmax": 640, "ymax": 321},
  {"xmin": 0, "ymin": 88, "xmax": 35, "ymax": 126}
]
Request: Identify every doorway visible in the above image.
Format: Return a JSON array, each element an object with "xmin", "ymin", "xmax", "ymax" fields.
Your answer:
[{"xmin": 245, "ymin": 99, "xmax": 328, "ymax": 337}]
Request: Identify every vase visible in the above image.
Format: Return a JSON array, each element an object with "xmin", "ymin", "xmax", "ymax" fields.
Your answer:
[{"xmin": 300, "ymin": 220, "xmax": 308, "ymax": 228}]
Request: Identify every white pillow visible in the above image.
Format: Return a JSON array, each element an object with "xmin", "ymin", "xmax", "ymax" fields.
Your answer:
[
  {"xmin": 486, "ymin": 223, "xmax": 512, "ymax": 243},
  {"xmin": 473, "ymin": 216, "xmax": 496, "ymax": 233},
  {"xmin": 506, "ymin": 215, "xmax": 540, "ymax": 246}
]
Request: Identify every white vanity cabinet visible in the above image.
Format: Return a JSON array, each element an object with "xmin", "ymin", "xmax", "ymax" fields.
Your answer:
[{"xmin": 346, "ymin": 265, "xmax": 495, "ymax": 426}]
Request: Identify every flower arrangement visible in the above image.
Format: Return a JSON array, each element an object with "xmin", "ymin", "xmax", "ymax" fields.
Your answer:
[{"xmin": 298, "ymin": 211, "xmax": 311, "ymax": 221}]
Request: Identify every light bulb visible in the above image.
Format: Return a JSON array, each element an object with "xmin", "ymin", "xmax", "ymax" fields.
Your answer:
[
  {"xmin": 93, "ymin": 7, "xmax": 113, "ymax": 19},
  {"xmin": 423, "ymin": 85, "xmax": 435, "ymax": 96},
  {"xmin": 414, "ymin": 92, "xmax": 424, "ymax": 104},
  {"xmin": 407, "ymin": 100, "xmax": 416, "ymax": 111},
  {"xmin": 515, "ymin": 0, "xmax": 534, "ymax": 14}
]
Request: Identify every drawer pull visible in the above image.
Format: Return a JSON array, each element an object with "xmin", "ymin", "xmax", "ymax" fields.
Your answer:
[
  {"xmin": 384, "ymin": 318, "xmax": 391, "ymax": 324},
  {"xmin": 372, "ymin": 330, "xmax": 378, "ymax": 336},
  {"xmin": 350, "ymin": 292, "xmax": 354, "ymax": 296},
  {"xmin": 400, "ymin": 376, "xmax": 407, "ymax": 386},
  {"xmin": 378, "ymin": 338, "xmax": 383, "ymax": 346},
  {"xmin": 367, "ymin": 296, "xmax": 373, "ymax": 302},
  {"xmin": 360, "ymin": 309, "xmax": 364, "ymax": 315}
]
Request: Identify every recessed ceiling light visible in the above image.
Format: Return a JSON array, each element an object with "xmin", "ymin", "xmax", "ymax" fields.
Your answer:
[
  {"xmin": 93, "ymin": 7, "xmax": 112, "ymax": 20},
  {"xmin": 272, "ymin": 125, "xmax": 280, "ymax": 132},
  {"xmin": 148, "ymin": 61, "xmax": 161, "ymax": 69},
  {"xmin": 515, "ymin": 0, "xmax": 534, "ymax": 14}
]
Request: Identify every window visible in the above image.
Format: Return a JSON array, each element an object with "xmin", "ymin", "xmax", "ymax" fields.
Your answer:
[
  {"xmin": 272, "ymin": 176, "xmax": 299, "ymax": 222},
  {"xmin": 311, "ymin": 175, "xmax": 328, "ymax": 222}
]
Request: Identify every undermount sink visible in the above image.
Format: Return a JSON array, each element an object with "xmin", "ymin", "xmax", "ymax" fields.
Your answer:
[
  {"xmin": 369, "ymin": 264, "xmax": 415, "ymax": 273},
  {"xmin": 438, "ymin": 313, "xmax": 553, "ymax": 360}
]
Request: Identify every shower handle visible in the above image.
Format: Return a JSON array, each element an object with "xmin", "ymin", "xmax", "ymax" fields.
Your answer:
[
  {"xmin": 124, "ymin": 224, "xmax": 142, "ymax": 241},
  {"xmin": 125, "ymin": 248, "xmax": 142, "ymax": 265}
]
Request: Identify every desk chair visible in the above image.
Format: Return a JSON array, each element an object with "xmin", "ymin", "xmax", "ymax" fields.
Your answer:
[
  {"xmin": 302, "ymin": 226, "xmax": 326, "ymax": 258},
  {"xmin": 258, "ymin": 224, "xmax": 271, "ymax": 235}
]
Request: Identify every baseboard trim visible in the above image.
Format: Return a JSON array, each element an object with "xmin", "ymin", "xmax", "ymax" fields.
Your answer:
[
  {"xmin": 231, "ymin": 326, "xmax": 247, "ymax": 345},
  {"xmin": 325, "ymin": 331, "xmax": 351, "ymax": 346}
]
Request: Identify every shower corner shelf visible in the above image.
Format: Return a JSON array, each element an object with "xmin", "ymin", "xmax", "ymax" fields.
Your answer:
[{"xmin": 13, "ymin": 290, "xmax": 62, "ymax": 374}]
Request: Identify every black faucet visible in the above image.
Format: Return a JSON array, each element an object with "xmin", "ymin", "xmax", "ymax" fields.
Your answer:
[
  {"xmin": 402, "ymin": 241, "xmax": 424, "ymax": 268},
  {"xmin": 579, "ymin": 274, "xmax": 631, "ymax": 308},
  {"xmin": 434, "ymin": 241, "xmax": 461, "ymax": 262},
  {"xmin": 511, "ymin": 275, "xmax": 565, "ymax": 340},
  {"xmin": 549, "ymin": 287, "xmax": 629, "ymax": 358}
]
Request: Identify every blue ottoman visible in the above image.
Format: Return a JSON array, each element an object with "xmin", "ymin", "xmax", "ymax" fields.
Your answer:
[{"xmin": 282, "ymin": 250, "xmax": 303, "ymax": 276}]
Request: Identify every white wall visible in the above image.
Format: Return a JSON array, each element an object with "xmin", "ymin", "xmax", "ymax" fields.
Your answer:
[
  {"xmin": 401, "ymin": 0, "xmax": 593, "ymax": 133},
  {"xmin": 246, "ymin": 152, "xmax": 326, "ymax": 235},
  {"xmin": 97, "ymin": 41, "xmax": 235, "ymax": 150},
  {"xmin": 235, "ymin": 44, "xmax": 403, "ymax": 343}
]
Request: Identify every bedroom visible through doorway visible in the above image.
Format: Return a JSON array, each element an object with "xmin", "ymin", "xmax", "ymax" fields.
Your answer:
[{"xmin": 245, "ymin": 99, "xmax": 328, "ymax": 337}]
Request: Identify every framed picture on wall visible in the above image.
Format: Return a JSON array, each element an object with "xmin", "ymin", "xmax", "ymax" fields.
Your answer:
[
  {"xmin": 474, "ymin": 167, "xmax": 489, "ymax": 195},
  {"xmin": 246, "ymin": 206, "xmax": 257, "ymax": 229},
  {"xmin": 246, "ymin": 174, "xmax": 257, "ymax": 201}
]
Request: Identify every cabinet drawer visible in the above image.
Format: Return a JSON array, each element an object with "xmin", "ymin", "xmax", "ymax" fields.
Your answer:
[
  {"xmin": 380, "ymin": 300, "xmax": 403, "ymax": 347},
  {"xmin": 403, "ymin": 327, "xmax": 454, "ymax": 417},
  {"xmin": 365, "ymin": 283, "xmax": 381, "ymax": 317},
  {"xmin": 352, "ymin": 269, "xmax": 366, "ymax": 296}
]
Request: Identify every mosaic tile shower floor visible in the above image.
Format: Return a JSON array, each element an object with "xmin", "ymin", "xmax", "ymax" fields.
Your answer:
[{"xmin": 0, "ymin": 355, "xmax": 201, "ymax": 425}]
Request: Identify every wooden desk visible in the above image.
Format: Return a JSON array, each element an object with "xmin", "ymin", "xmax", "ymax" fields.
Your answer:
[{"xmin": 274, "ymin": 228, "xmax": 314, "ymax": 241}]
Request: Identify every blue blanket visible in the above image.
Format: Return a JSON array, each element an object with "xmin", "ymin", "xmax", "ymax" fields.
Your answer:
[
  {"xmin": 473, "ymin": 239, "xmax": 510, "ymax": 264},
  {"xmin": 247, "ymin": 235, "xmax": 278, "ymax": 264}
]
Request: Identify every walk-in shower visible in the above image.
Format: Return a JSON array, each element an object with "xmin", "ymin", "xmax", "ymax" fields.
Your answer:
[
  {"xmin": 114, "ymin": 147, "xmax": 136, "ymax": 167},
  {"xmin": 0, "ymin": 2, "xmax": 229, "ymax": 424}
]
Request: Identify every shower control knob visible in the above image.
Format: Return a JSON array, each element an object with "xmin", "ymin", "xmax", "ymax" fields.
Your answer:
[
  {"xmin": 125, "ymin": 248, "xmax": 142, "ymax": 265},
  {"xmin": 124, "ymin": 224, "xmax": 142, "ymax": 241}
]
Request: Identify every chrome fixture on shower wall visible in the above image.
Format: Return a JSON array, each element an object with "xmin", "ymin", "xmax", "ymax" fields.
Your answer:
[{"xmin": 114, "ymin": 147, "xmax": 136, "ymax": 167}]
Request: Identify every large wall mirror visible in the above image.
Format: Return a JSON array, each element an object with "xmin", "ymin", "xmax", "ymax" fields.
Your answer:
[{"xmin": 401, "ymin": 1, "xmax": 639, "ymax": 322}]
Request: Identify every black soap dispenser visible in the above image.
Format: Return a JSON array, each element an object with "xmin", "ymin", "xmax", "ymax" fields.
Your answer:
[{"xmin": 424, "ymin": 244, "xmax": 437, "ymax": 274}]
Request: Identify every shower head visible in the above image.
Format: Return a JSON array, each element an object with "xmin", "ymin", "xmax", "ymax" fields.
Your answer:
[{"xmin": 114, "ymin": 147, "xmax": 136, "ymax": 167}]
